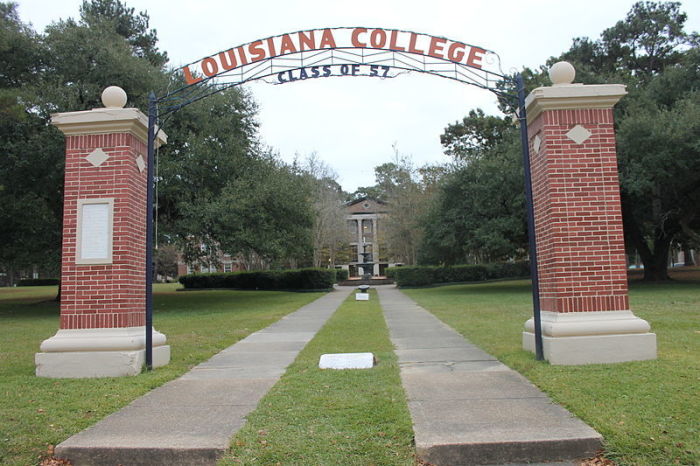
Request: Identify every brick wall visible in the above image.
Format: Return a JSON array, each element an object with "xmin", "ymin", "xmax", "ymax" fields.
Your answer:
[
  {"xmin": 60, "ymin": 133, "xmax": 147, "ymax": 329},
  {"xmin": 529, "ymin": 108, "xmax": 629, "ymax": 313}
]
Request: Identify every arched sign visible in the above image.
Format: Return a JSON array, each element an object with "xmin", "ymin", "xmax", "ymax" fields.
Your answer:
[
  {"xmin": 181, "ymin": 27, "xmax": 490, "ymax": 83},
  {"xmin": 159, "ymin": 28, "xmax": 510, "ymax": 115},
  {"xmin": 144, "ymin": 28, "xmax": 543, "ymax": 368}
]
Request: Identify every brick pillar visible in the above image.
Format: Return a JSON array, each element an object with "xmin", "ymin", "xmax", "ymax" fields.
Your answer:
[
  {"xmin": 522, "ymin": 63, "xmax": 656, "ymax": 365},
  {"xmin": 36, "ymin": 87, "xmax": 170, "ymax": 378}
]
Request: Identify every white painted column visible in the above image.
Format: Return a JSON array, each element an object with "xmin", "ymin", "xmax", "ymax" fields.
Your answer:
[
  {"xmin": 356, "ymin": 219, "xmax": 363, "ymax": 263},
  {"xmin": 372, "ymin": 217, "xmax": 379, "ymax": 276}
]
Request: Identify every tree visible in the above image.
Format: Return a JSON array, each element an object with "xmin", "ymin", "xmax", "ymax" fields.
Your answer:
[
  {"xmin": 557, "ymin": 1, "xmax": 699, "ymax": 280},
  {"xmin": 0, "ymin": 3, "xmax": 63, "ymax": 284},
  {"xmin": 0, "ymin": 1, "xmax": 171, "ymax": 284},
  {"xmin": 300, "ymin": 154, "xmax": 349, "ymax": 268},
  {"xmin": 2, "ymin": 1, "xmax": 319, "ymax": 283},
  {"xmin": 422, "ymin": 113, "xmax": 527, "ymax": 265},
  {"xmin": 440, "ymin": 109, "xmax": 512, "ymax": 160},
  {"xmin": 616, "ymin": 53, "xmax": 700, "ymax": 280},
  {"xmin": 79, "ymin": 0, "xmax": 167, "ymax": 68},
  {"xmin": 209, "ymin": 155, "xmax": 314, "ymax": 268},
  {"xmin": 363, "ymin": 147, "xmax": 441, "ymax": 266},
  {"xmin": 0, "ymin": 2, "xmax": 42, "ymax": 88}
]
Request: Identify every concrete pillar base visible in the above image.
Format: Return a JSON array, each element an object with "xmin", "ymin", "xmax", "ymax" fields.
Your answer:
[
  {"xmin": 522, "ymin": 310, "xmax": 657, "ymax": 365},
  {"xmin": 35, "ymin": 326, "xmax": 170, "ymax": 378}
]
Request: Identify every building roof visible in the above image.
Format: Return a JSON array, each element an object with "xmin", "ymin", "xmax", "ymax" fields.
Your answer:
[{"xmin": 345, "ymin": 197, "xmax": 388, "ymax": 214}]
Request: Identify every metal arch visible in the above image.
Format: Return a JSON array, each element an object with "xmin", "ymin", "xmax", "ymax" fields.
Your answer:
[
  {"xmin": 144, "ymin": 30, "xmax": 544, "ymax": 370},
  {"xmin": 155, "ymin": 50, "xmax": 517, "ymax": 117}
]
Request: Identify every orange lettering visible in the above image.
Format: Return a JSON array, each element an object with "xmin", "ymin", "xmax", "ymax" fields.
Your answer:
[
  {"xmin": 182, "ymin": 65, "xmax": 202, "ymax": 85},
  {"xmin": 218, "ymin": 49, "xmax": 237, "ymax": 71},
  {"xmin": 427, "ymin": 37, "xmax": 446, "ymax": 59},
  {"xmin": 388, "ymin": 30, "xmax": 405, "ymax": 52},
  {"xmin": 201, "ymin": 57, "xmax": 219, "ymax": 77},
  {"xmin": 319, "ymin": 29, "xmax": 337, "ymax": 48},
  {"xmin": 447, "ymin": 42, "xmax": 466, "ymax": 62},
  {"xmin": 237, "ymin": 46, "xmax": 248, "ymax": 65},
  {"xmin": 266, "ymin": 37, "xmax": 277, "ymax": 56},
  {"xmin": 408, "ymin": 33, "xmax": 424, "ymax": 55},
  {"xmin": 466, "ymin": 46, "xmax": 485, "ymax": 69},
  {"xmin": 248, "ymin": 40, "xmax": 266, "ymax": 62},
  {"xmin": 351, "ymin": 27, "xmax": 367, "ymax": 47},
  {"xmin": 298, "ymin": 31, "xmax": 316, "ymax": 51},
  {"xmin": 370, "ymin": 29, "xmax": 387, "ymax": 48},
  {"xmin": 279, "ymin": 34, "xmax": 297, "ymax": 54}
]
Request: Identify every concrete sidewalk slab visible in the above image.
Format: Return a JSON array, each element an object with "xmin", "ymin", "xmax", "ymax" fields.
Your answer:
[
  {"xmin": 377, "ymin": 286, "xmax": 602, "ymax": 466},
  {"xmin": 55, "ymin": 287, "xmax": 353, "ymax": 466}
]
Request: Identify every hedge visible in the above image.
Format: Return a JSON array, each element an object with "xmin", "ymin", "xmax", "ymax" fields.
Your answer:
[
  {"xmin": 335, "ymin": 269, "xmax": 349, "ymax": 282},
  {"xmin": 18, "ymin": 278, "xmax": 60, "ymax": 286},
  {"xmin": 178, "ymin": 268, "xmax": 337, "ymax": 290},
  {"xmin": 387, "ymin": 261, "xmax": 530, "ymax": 287}
]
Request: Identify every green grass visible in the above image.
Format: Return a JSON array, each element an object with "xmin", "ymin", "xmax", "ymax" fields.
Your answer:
[
  {"xmin": 220, "ymin": 290, "xmax": 416, "ymax": 466},
  {"xmin": 0, "ymin": 284, "xmax": 324, "ymax": 466},
  {"xmin": 402, "ymin": 271, "xmax": 700, "ymax": 466}
]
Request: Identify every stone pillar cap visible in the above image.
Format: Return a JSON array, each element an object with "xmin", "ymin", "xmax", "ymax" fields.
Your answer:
[
  {"xmin": 524, "ymin": 83, "xmax": 627, "ymax": 125},
  {"xmin": 51, "ymin": 106, "xmax": 167, "ymax": 147}
]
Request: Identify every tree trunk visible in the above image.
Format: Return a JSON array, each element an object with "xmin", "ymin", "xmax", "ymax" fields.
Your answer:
[
  {"xmin": 642, "ymin": 244, "xmax": 671, "ymax": 281},
  {"xmin": 683, "ymin": 246, "xmax": 695, "ymax": 266},
  {"xmin": 624, "ymin": 214, "xmax": 672, "ymax": 281}
]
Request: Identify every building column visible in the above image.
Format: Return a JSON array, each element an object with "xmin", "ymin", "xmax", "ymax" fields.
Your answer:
[
  {"xmin": 522, "ymin": 63, "xmax": 656, "ymax": 365},
  {"xmin": 35, "ymin": 87, "xmax": 170, "ymax": 378},
  {"xmin": 372, "ymin": 217, "xmax": 379, "ymax": 276},
  {"xmin": 356, "ymin": 219, "xmax": 363, "ymax": 263}
]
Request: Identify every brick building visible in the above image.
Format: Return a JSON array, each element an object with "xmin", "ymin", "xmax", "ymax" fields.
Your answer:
[{"xmin": 341, "ymin": 197, "xmax": 401, "ymax": 277}]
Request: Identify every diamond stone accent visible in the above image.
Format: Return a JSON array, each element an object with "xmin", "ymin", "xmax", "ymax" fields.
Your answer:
[
  {"xmin": 136, "ymin": 155, "xmax": 146, "ymax": 173},
  {"xmin": 85, "ymin": 148, "xmax": 109, "ymax": 167},
  {"xmin": 565, "ymin": 125, "xmax": 592, "ymax": 145},
  {"xmin": 533, "ymin": 135, "xmax": 542, "ymax": 154}
]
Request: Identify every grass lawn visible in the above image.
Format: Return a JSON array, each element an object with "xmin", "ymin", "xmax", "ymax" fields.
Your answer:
[
  {"xmin": 402, "ymin": 268, "xmax": 700, "ymax": 466},
  {"xmin": 0, "ymin": 284, "xmax": 324, "ymax": 466},
  {"xmin": 220, "ymin": 290, "xmax": 415, "ymax": 465}
]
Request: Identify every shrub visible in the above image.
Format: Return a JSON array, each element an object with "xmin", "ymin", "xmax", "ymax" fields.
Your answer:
[
  {"xmin": 178, "ymin": 268, "xmax": 335, "ymax": 290},
  {"xmin": 335, "ymin": 269, "xmax": 349, "ymax": 282},
  {"xmin": 434, "ymin": 265, "xmax": 488, "ymax": 283},
  {"xmin": 17, "ymin": 278, "xmax": 60, "ymax": 286},
  {"xmin": 391, "ymin": 261, "xmax": 530, "ymax": 287},
  {"xmin": 393, "ymin": 267, "xmax": 436, "ymax": 287},
  {"xmin": 485, "ymin": 261, "xmax": 530, "ymax": 279},
  {"xmin": 296, "ymin": 268, "xmax": 335, "ymax": 289}
]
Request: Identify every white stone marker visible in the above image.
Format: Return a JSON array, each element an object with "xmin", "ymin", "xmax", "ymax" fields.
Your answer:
[
  {"xmin": 355, "ymin": 293, "xmax": 369, "ymax": 301},
  {"xmin": 319, "ymin": 352, "xmax": 375, "ymax": 369}
]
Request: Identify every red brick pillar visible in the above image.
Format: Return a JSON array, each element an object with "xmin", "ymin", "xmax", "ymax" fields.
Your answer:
[
  {"xmin": 36, "ymin": 87, "xmax": 170, "ymax": 377},
  {"xmin": 522, "ymin": 63, "xmax": 656, "ymax": 365}
]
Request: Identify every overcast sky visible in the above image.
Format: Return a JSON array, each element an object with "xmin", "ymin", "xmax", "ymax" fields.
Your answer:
[{"xmin": 14, "ymin": 0, "xmax": 700, "ymax": 192}]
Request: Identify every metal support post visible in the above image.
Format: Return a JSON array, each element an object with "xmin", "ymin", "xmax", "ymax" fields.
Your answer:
[
  {"xmin": 516, "ymin": 74, "xmax": 544, "ymax": 361},
  {"xmin": 145, "ymin": 92, "xmax": 156, "ymax": 370}
]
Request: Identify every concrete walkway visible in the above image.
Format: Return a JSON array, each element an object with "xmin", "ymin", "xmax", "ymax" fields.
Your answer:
[
  {"xmin": 377, "ymin": 286, "xmax": 602, "ymax": 466},
  {"xmin": 55, "ymin": 287, "xmax": 353, "ymax": 466}
]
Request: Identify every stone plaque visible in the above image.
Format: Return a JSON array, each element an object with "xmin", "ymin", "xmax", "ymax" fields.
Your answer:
[
  {"xmin": 77, "ymin": 199, "xmax": 113, "ymax": 264},
  {"xmin": 319, "ymin": 352, "xmax": 375, "ymax": 369}
]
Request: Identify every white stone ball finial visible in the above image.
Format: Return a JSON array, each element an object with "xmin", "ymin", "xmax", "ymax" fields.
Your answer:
[
  {"xmin": 101, "ymin": 86, "xmax": 127, "ymax": 108},
  {"xmin": 549, "ymin": 61, "xmax": 576, "ymax": 85}
]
